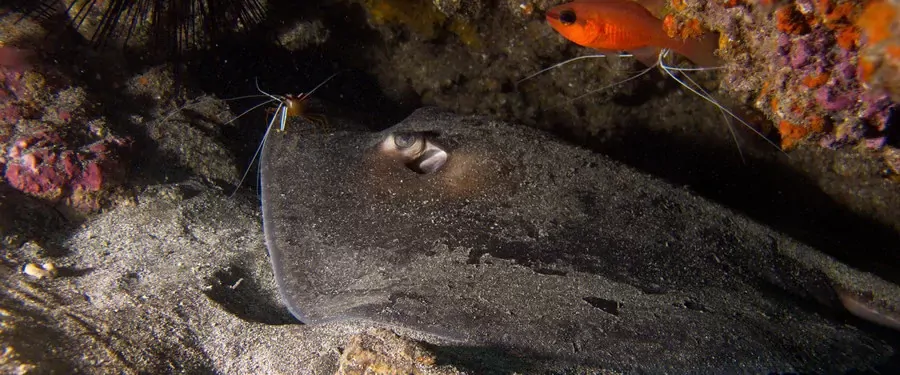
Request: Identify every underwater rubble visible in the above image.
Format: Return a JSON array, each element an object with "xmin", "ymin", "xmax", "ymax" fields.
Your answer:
[
  {"xmin": 0, "ymin": 45, "xmax": 130, "ymax": 216},
  {"xmin": 702, "ymin": 0, "xmax": 898, "ymax": 166}
]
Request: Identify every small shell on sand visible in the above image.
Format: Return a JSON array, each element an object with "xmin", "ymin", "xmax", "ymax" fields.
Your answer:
[{"xmin": 22, "ymin": 263, "xmax": 58, "ymax": 279}]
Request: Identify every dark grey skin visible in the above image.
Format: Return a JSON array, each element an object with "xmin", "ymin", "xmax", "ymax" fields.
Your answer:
[{"xmin": 261, "ymin": 107, "xmax": 899, "ymax": 372}]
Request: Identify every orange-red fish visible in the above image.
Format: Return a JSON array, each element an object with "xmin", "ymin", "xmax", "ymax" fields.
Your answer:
[{"xmin": 546, "ymin": 0, "xmax": 719, "ymax": 67}]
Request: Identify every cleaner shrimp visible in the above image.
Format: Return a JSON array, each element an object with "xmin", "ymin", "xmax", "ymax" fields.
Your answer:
[
  {"xmin": 155, "ymin": 73, "xmax": 337, "ymax": 196},
  {"xmin": 229, "ymin": 73, "xmax": 337, "ymax": 197},
  {"xmin": 517, "ymin": 49, "xmax": 785, "ymax": 163}
]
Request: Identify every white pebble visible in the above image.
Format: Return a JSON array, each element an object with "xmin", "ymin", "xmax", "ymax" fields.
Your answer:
[{"xmin": 22, "ymin": 263, "xmax": 59, "ymax": 279}]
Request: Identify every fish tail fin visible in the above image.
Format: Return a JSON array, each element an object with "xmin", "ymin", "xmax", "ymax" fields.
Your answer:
[{"xmin": 672, "ymin": 31, "xmax": 721, "ymax": 68}]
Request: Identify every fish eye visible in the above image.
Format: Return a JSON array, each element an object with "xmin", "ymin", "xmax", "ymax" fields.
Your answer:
[
  {"xmin": 394, "ymin": 133, "xmax": 420, "ymax": 149},
  {"xmin": 559, "ymin": 10, "xmax": 576, "ymax": 25}
]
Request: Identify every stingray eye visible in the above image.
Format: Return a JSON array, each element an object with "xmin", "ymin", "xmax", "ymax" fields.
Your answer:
[
  {"xmin": 394, "ymin": 133, "xmax": 421, "ymax": 149},
  {"xmin": 381, "ymin": 132, "xmax": 448, "ymax": 174},
  {"xmin": 559, "ymin": 9, "xmax": 576, "ymax": 25}
]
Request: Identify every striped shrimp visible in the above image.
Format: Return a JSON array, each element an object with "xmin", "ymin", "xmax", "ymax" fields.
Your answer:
[{"xmin": 155, "ymin": 73, "xmax": 337, "ymax": 196}]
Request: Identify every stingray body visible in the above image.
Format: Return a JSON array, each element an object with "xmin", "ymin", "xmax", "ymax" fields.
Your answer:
[{"xmin": 260, "ymin": 108, "xmax": 898, "ymax": 371}]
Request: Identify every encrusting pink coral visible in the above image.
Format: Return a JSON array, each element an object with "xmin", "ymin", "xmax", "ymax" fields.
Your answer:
[{"xmin": 3, "ymin": 131, "xmax": 130, "ymax": 205}]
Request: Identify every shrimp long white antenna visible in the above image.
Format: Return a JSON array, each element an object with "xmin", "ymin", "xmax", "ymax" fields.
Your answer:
[
  {"xmin": 229, "ymin": 73, "xmax": 339, "ymax": 198},
  {"xmin": 566, "ymin": 64, "xmax": 656, "ymax": 104},
  {"xmin": 655, "ymin": 49, "xmax": 787, "ymax": 156},
  {"xmin": 253, "ymin": 77, "xmax": 291, "ymax": 131},
  {"xmin": 659, "ymin": 65, "xmax": 727, "ymax": 72},
  {"xmin": 671, "ymin": 62, "xmax": 746, "ymax": 163},
  {"xmin": 155, "ymin": 93, "xmax": 272, "ymax": 127},
  {"xmin": 221, "ymin": 97, "xmax": 278, "ymax": 127},
  {"xmin": 230, "ymin": 100, "xmax": 285, "ymax": 198},
  {"xmin": 516, "ymin": 53, "xmax": 635, "ymax": 85}
]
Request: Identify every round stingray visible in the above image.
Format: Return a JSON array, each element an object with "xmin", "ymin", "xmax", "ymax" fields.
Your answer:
[{"xmin": 260, "ymin": 107, "xmax": 897, "ymax": 372}]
